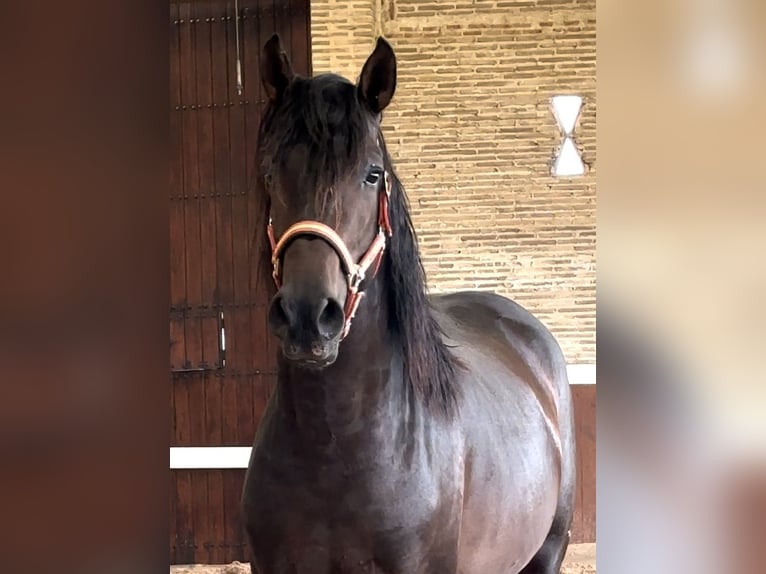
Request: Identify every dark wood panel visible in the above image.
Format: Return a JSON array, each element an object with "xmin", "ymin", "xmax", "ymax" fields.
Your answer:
[
  {"xmin": 170, "ymin": 0, "xmax": 310, "ymax": 372},
  {"xmin": 211, "ymin": 10, "xmax": 235, "ymax": 306},
  {"xmin": 170, "ymin": 2, "xmax": 187, "ymax": 313},
  {"xmin": 179, "ymin": 0, "xmax": 205, "ymax": 372},
  {"xmin": 195, "ymin": 3, "xmax": 220, "ymax": 373},
  {"xmin": 289, "ymin": 0, "xmax": 310, "ymax": 77},
  {"xmin": 169, "ymin": 466, "xmax": 177, "ymax": 562},
  {"xmin": 571, "ymin": 384, "xmax": 596, "ymax": 543},
  {"xmin": 172, "ymin": 373, "xmax": 277, "ymax": 446},
  {"xmin": 174, "ymin": 469, "xmax": 195, "ymax": 564},
  {"xmin": 171, "ymin": 469, "xmax": 247, "ymax": 565}
]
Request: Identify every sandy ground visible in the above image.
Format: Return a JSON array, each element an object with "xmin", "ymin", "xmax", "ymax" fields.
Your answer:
[
  {"xmin": 561, "ymin": 543, "xmax": 596, "ymax": 574},
  {"xmin": 171, "ymin": 543, "xmax": 596, "ymax": 573}
]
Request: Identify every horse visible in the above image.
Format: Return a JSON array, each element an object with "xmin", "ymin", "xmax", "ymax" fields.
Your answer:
[{"xmin": 241, "ymin": 34, "xmax": 576, "ymax": 574}]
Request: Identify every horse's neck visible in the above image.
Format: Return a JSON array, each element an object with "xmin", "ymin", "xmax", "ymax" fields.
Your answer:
[{"xmin": 275, "ymin": 282, "xmax": 411, "ymax": 450}]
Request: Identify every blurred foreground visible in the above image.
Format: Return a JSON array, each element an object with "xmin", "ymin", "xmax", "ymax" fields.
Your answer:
[{"xmin": 599, "ymin": 0, "xmax": 766, "ymax": 572}]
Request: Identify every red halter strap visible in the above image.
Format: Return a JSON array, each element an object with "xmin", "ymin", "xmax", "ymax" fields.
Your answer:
[{"xmin": 267, "ymin": 171, "xmax": 393, "ymax": 340}]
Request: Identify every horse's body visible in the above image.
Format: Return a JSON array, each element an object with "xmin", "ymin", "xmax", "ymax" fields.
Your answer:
[{"xmin": 242, "ymin": 35, "xmax": 575, "ymax": 574}]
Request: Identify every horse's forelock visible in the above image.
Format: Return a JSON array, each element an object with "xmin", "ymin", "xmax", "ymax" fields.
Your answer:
[{"xmin": 259, "ymin": 74, "xmax": 372, "ymax": 205}]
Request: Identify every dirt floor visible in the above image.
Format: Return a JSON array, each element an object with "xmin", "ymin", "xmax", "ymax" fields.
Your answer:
[
  {"xmin": 561, "ymin": 543, "xmax": 596, "ymax": 574},
  {"xmin": 171, "ymin": 543, "xmax": 595, "ymax": 573}
]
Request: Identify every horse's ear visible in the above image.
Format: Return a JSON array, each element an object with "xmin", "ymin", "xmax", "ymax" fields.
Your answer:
[
  {"xmin": 261, "ymin": 34, "xmax": 294, "ymax": 101},
  {"xmin": 358, "ymin": 37, "xmax": 397, "ymax": 114}
]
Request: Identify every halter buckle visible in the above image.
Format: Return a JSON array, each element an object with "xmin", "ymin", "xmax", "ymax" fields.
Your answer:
[
  {"xmin": 348, "ymin": 269, "xmax": 364, "ymax": 292},
  {"xmin": 272, "ymin": 260, "xmax": 280, "ymax": 286}
]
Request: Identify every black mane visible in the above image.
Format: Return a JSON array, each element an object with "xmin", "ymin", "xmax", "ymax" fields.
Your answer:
[
  {"xmin": 254, "ymin": 73, "xmax": 461, "ymax": 418},
  {"xmin": 377, "ymin": 138, "xmax": 462, "ymax": 418}
]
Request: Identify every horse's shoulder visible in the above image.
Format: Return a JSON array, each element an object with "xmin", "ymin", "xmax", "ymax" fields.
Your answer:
[
  {"xmin": 430, "ymin": 290, "xmax": 566, "ymax": 372},
  {"xmin": 431, "ymin": 291, "xmax": 569, "ymax": 446}
]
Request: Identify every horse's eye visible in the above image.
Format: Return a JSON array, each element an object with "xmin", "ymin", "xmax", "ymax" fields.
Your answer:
[
  {"xmin": 264, "ymin": 173, "xmax": 273, "ymax": 189},
  {"xmin": 364, "ymin": 168, "xmax": 382, "ymax": 186}
]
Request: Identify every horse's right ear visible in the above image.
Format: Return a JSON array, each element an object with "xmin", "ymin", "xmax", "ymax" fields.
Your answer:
[
  {"xmin": 358, "ymin": 37, "xmax": 397, "ymax": 114},
  {"xmin": 261, "ymin": 34, "xmax": 294, "ymax": 101}
]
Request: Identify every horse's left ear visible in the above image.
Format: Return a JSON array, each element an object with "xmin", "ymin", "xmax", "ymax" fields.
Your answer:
[
  {"xmin": 358, "ymin": 37, "xmax": 397, "ymax": 114},
  {"xmin": 261, "ymin": 34, "xmax": 294, "ymax": 101}
]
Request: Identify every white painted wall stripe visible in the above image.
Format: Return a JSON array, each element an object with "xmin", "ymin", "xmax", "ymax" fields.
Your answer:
[
  {"xmin": 170, "ymin": 446, "xmax": 251, "ymax": 469},
  {"xmin": 566, "ymin": 363, "xmax": 596, "ymax": 385},
  {"xmin": 169, "ymin": 364, "xmax": 595, "ymax": 469}
]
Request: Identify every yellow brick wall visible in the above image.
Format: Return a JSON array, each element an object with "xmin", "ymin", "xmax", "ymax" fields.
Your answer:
[{"xmin": 310, "ymin": 0, "xmax": 596, "ymax": 364}]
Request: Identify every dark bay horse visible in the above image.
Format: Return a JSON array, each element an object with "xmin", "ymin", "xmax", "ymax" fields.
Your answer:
[{"xmin": 241, "ymin": 34, "xmax": 576, "ymax": 574}]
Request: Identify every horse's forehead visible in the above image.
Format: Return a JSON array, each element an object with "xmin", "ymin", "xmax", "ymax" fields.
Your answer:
[{"xmin": 281, "ymin": 144, "xmax": 311, "ymax": 166}]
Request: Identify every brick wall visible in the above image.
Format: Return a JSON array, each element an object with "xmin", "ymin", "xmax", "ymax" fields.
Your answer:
[{"xmin": 310, "ymin": 0, "xmax": 596, "ymax": 364}]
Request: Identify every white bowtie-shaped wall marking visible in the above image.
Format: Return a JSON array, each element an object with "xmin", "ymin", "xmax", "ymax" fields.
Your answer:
[{"xmin": 551, "ymin": 95, "xmax": 586, "ymax": 177}]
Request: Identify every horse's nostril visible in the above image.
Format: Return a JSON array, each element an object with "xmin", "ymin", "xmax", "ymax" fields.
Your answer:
[
  {"xmin": 317, "ymin": 298, "xmax": 345, "ymax": 339},
  {"xmin": 268, "ymin": 295, "xmax": 291, "ymax": 333}
]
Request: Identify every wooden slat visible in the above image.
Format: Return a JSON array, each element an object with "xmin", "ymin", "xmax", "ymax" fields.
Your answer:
[
  {"xmin": 184, "ymin": 2, "xmax": 212, "ymax": 560},
  {"xmin": 208, "ymin": 9, "xmax": 239, "ymax": 502},
  {"xmin": 243, "ymin": 5, "xmax": 260, "ymax": 380},
  {"xmin": 175, "ymin": 469, "xmax": 195, "ymax": 564},
  {"xmin": 222, "ymin": 469, "xmax": 237, "ymax": 564},
  {"xmin": 227, "ymin": 9, "xmax": 250, "ymax": 342},
  {"xmin": 212, "ymin": 5, "xmax": 235, "ymax": 308},
  {"xmin": 173, "ymin": 1, "xmax": 194, "ymax": 452},
  {"xmin": 571, "ymin": 384, "xmax": 596, "ymax": 543},
  {"xmin": 227, "ymin": 2, "xmax": 256, "ymax": 449},
  {"xmin": 169, "ymin": 318, "xmax": 186, "ymax": 370},
  {"xmin": 191, "ymin": 3, "xmax": 218, "ymax": 562},
  {"xmin": 579, "ymin": 384, "xmax": 596, "ymax": 541},
  {"xmin": 223, "ymin": 469, "xmax": 247, "ymax": 564},
  {"xmin": 170, "ymin": 373, "xmax": 177, "ymax": 453},
  {"xmin": 227, "ymin": 310, "xmax": 256, "ymax": 442},
  {"xmin": 207, "ymin": 0, "xmax": 235, "ymax": 549},
  {"xmin": 195, "ymin": 5, "xmax": 226, "ymax": 563},
  {"xmin": 211, "ymin": 2, "xmax": 239, "ymax": 467},
  {"xmin": 572, "ymin": 386, "xmax": 585, "ymax": 542},
  {"xmin": 195, "ymin": 4, "xmax": 220, "ymax": 372},
  {"xmin": 289, "ymin": 0, "xmax": 310, "ymax": 77},
  {"xmin": 180, "ymin": 1, "xmax": 205, "ymax": 371},
  {"xmin": 169, "ymin": 469, "xmax": 178, "ymax": 562},
  {"xmin": 170, "ymin": 1, "xmax": 187, "ymax": 311},
  {"xmin": 257, "ymin": 0, "xmax": 274, "ymax": 122}
]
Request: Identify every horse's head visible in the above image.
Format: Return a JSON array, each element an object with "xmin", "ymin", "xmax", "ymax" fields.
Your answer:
[{"xmin": 257, "ymin": 34, "xmax": 397, "ymax": 369}]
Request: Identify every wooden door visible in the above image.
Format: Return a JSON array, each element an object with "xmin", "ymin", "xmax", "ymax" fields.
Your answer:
[{"xmin": 169, "ymin": 0, "xmax": 311, "ymax": 564}]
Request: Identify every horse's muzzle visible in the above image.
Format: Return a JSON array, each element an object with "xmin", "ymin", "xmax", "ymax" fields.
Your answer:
[{"xmin": 280, "ymin": 339, "xmax": 339, "ymax": 370}]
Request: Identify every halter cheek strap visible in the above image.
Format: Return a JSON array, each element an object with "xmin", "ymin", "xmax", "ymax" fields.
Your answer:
[{"xmin": 267, "ymin": 171, "xmax": 393, "ymax": 340}]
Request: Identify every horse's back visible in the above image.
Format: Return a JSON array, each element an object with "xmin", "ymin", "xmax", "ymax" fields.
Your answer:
[{"xmin": 431, "ymin": 290, "xmax": 576, "ymax": 573}]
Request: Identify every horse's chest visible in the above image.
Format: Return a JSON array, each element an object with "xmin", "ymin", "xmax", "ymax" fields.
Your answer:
[
  {"xmin": 251, "ymin": 453, "xmax": 444, "ymax": 529},
  {"xmin": 244, "ymin": 441, "xmax": 462, "ymax": 573}
]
